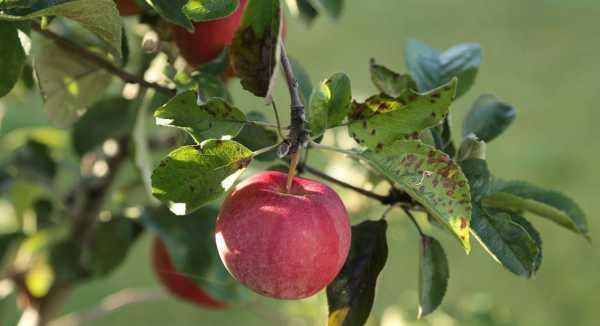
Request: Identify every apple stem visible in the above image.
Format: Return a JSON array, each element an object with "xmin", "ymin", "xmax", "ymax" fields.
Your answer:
[{"xmin": 286, "ymin": 151, "xmax": 301, "ymax": 192}]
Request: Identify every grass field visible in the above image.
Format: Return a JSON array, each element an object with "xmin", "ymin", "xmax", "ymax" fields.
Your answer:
[{"xmin": 1, "ymin": 0, "xmax": 599, "ymax": 325}]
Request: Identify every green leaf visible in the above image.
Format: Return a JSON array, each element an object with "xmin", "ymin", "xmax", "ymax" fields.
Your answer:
[
  {"xmin": 235, "ymin": 111, "xmax": 278, "ymax": 161},
  {"xmin": 32, "ymin": 36, "xmax": 113, "ymax": 127},
  {"xmin": 184, "ymin": 0, "xmax": 240, "ymax": 21},
  {"xmin": 141, "ymin": 205, "xmax": 250, "ymax": 303},
  {"xmin": 418, "ymin": 236, "xmax": 449, "ymax": 319},
  {"xmin": 12, "ymin": 139, "xmax": 57, "ymax": 182},
  {"xmin": 289, "ymin": 56, "xmax": 313, "ymax": 103},
  {"xmin": 509, "ymin": 213, "xmax": 543, "ymax": 273},
  {"xmin": 25, "ymin": 0, "xmax": 123, "ymax": 58},
  {"xmin": 230, "ymin": 0, "xmax": 281, "ymax": 98},
  {"xmin": 72, "ymin": 97, "xmax": 137, "ymax": 156},
  {"xmin": 0, "ymin": 21, "xmax": 26, "ymax": 98},
  {"xmin": 85, "ymin": 217, "xmax": 142, "ymax": 277},
  {"xmin": 194, "ymin": 74, "xmax": 232, "ymax": 103},
  {"xmin": 294, "ymin": 0, "xmax": 318, "ymax": 25},
  {"xmin": 458, "ymin": 158, "xmax": 491, "ymax": 202},
  {"xmin": 151, "ymin": 140, "xmax": 253, "ymax": 215},
  {"xmin": 195, "ymin": 47, "xmax": 230, "ymax": 76},
  {"xmin": 154, "ymin": 91, "xmax": 246, "ymax": 143},
  {"xmin": 470, "ymin": 206, "xmax": 540, "ymax": 278},
  {"xmin": 132, "ymin": 95, "xmax": 158, "ymax": 203},
  {"xmin": 327, "ymin": 220, "xmax": 388, "ymax": 326},
  {"xmin": 348, "ymin": 78, "xmax": 457, "ymax": 151},
  {"xmin": 146, "ymin": 0, "xmax": 193, "ymax": 31},
  {"xmin": 369, "ymin": 58, "xmax": 417, "ymax": 98},
  {"xmin": 317, "ymin": 0, "xmax": 343, "ymax": 19},
  {"xmin": 405, "ymin": 39, "xmax": 481, "ymax": 98},
  {"xmin": 463, "ymin": 94, "xmax": 516, "ymax": 142},
  {"xmin": 482, "ymin": 180, "xmax": 588, "ymax": 238},
  {"xmin": 360, "ymin": 140, "xmax": 471, "ymax": 252},
  {"xmin": 460, "ymin": 158, "xmax": 541, "ymax": 277},
  {"xmin": 456, "ymin": 135, "xmax": 486, "ymax": 162},
  {"xmin": 48, "ymin": 238, "xmax": 87, "ymax": 284},
  {"xmin": 308, "ymin": 72, "xmax": 352, "ymax": 137},
  {"xmin": 0, "ymin": 232, "xmax": 24, "ymax": 265}
]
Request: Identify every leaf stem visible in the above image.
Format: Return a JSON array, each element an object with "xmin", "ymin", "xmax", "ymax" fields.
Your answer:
[
  {"xmin": 31, "ymin": 23, "xmax": 176, "ymax": 97},
  {"xmin": 380, "ymin": 205, "xmax": 396, "ymax": 220},
  {"xmin": 308, "ymin": 140, "xmax": 362, "ymax": 159},
  {"xmin": 300, "ymin": 163, "xmax": 390, "ymax": 202},
  {"xmin": 252, "ymin": 142, "xmax": 282, "ymax": 158},
  {"xmin": 270, "ymin": 100, "xmax": 286, "ymax": 139},
  {"xmin": 401, "ymin": 206, "xmax": 425, "ymax": 237}
]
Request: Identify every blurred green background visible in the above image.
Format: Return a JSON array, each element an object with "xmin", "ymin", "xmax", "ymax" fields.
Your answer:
[{"xmin": 2, "ymin": 0, "xmax": 599, "ymax": 325}]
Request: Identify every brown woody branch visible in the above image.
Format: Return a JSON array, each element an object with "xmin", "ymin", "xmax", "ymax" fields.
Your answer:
[
  {"xmin": 31, "ymin": 23, "xmax": 176, "ymax": 97},
  {"xmin": 299, "ymin": 163, "xmax": 416, "ymax": 206}
]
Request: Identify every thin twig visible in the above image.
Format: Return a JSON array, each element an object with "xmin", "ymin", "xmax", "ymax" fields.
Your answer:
[
  {"xmin": 48, "ymin": 289, "xmax": 168, "ymax": 326},
  {"xmin": 31, "ymin": 23, "xmax": 176, "ymax": 97},
  {"xmin": 279, "ymin": 40, "xmax": 309, "ymax": 155},
  {"xmin": 300, "ymin": 163, "xmax": 415, "ymax": 206},
  {"xmin": 309, "ymin": 140, "xmax": 362, "ymax": 159},
  {"xmin": 301, "ymin": 163, "xmax": 388, "ymax": 201}
]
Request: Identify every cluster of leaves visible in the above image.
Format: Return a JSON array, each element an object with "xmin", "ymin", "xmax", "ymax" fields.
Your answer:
[
  {"xmin": 0, "ymin": 1, "xmax": 589, "ymax": 326},
  {"xmin": 0, "ymin": 0, "xmax": 345, "ymax": 317}
]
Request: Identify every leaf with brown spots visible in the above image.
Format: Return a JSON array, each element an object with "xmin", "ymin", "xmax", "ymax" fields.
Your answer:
[
  {"xmin": 230, "ymin": 0, "xmax": 281, "ymax": 99},
  {"xmin": 151, "ymin": 140, "xmax": 253, "ymax": 215},
  {"xmin": 327, "ymin": 220, "xmax": 388, "ymax": 326},
  {"xmin": 154, "ymin": 91, "xmax": 246, "ymax": 143},
  {"xmin": 369, "ymin": 58, "xmax": 417, "ymax": 97},
  {"xmin": 361, "ymin": 140, "xmax": 471, "ymax": 252},
  {"xmin": 348, "ymin": 78, "xmax": 457, "ymax": 150}
]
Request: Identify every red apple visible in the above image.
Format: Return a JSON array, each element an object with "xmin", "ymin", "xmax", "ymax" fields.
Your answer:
[
  {"xmin": 152, "ymin": 237, "xmax": 226, "ymax": 308},
  {"xmin": 115, "ymin": 0, "xmax": 140, "ymax": 16},
  {"xmin": 215, "ymin": 171, "xmax": 351, "ymax": 299},
  {"xmin": 172, "ymin": 0, "xmax": 287, "ymax": 72},
  {"xmin": 172, "ymin": 0, "xmax": 248, "ymax": 68}
]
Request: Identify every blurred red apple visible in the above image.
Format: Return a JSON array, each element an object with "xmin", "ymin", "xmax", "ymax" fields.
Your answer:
[
  {"xmin": 215, "ymin": 171, "xmax": 351, "ymax": 299},
  {"xmin": 172, "ymin": 0, "xmax": 248, "ymax": 68},
  {"xmin": 115, "ymin": 0, "xmax": 140, "ymax": 16},
  {"xmin": 172, "ymin": 0, "xmax": 286, "ymax": 74},
  {"xmin": 152, "ymin": 237, "xmax": 226, "ymax": 308}
]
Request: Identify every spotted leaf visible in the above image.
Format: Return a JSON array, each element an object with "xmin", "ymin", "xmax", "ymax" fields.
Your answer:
[
  {"xmin": 230, "ymin": 0, "xmax": 281, "ymax": 99},
  {"xmin": 151, "ymin": 140, "xmax": 253, "ymax": 215},
  {"xmin": 154, "ymin": 91, "xmax": 246, "ymax": 143},
  {"xmin": 360, "ymin": 140, "xmax": 471, "ymax": 252},
  {"xmin": 348, "ymin": 78, "xmax": 457, "ymax": 150},
  {"xmin": 369, "ymin": 58, "xmax": 417, "ymax": 98},
  {"xmin": 327, "ymin": 220, "xmax": 388, "ymax": 326}
]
